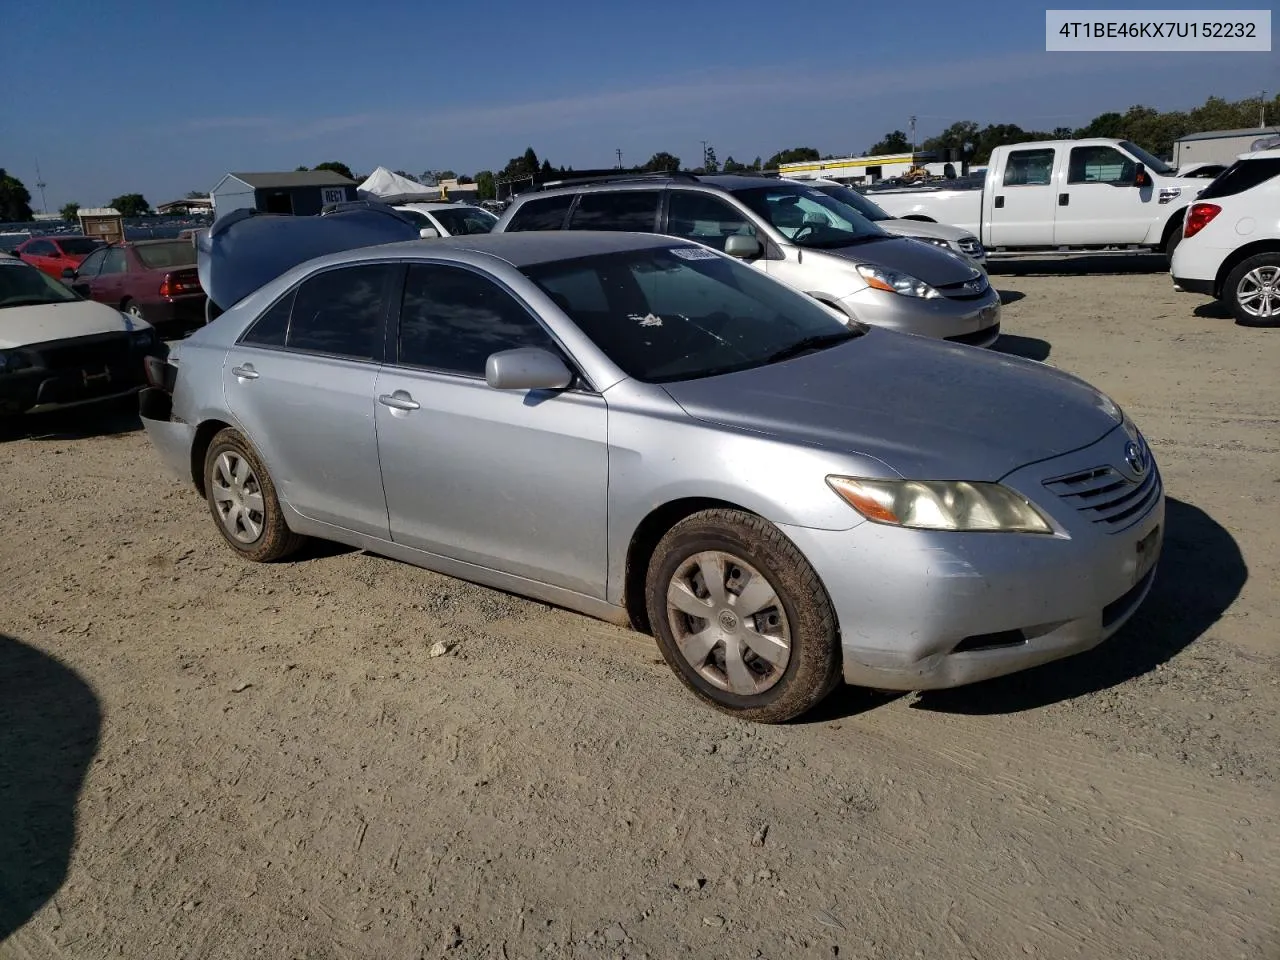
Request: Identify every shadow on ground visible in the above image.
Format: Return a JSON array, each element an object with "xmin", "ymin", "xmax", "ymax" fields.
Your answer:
[
  {"xmin": 1, "ymin": 397, "xmax": 141, "ymax": 444},
  {"xmin": 0, "ymin": 634, "xmax": 101, "ymax": 942},
  {"xmin": 914, "ymin": 497, "xmax": 1246, "ymax": 715},
  {"xmin": 1193, "ymin": 300, "xmax": 1232, "ymax": 320},
  {"xmin": 992, "ymin": 334, "xmax": 1051, "ymax": 362},
  {"xmin": 998, "ymin": 289, "xmax": 1026, "ymax": 305},
  {"xmin": 989, "ymin": 253, "xmax": 1169, "ymax": 277}
]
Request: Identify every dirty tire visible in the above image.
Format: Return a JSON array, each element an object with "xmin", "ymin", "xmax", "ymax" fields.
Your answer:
[
  {"xmin": 1224, "ymin": 253, "xmax": 1280, "ymax": 327},
  {"xmin": 1163, "ymin": 225, "xmax": 1182, "ymax": 264},
  {"xmin": 203, "ymin": 427, "xmax": 305, "ymax": 562},
  {"xmin": 645, "ymin": 509, "xmax": 841, "ymax": 723}
]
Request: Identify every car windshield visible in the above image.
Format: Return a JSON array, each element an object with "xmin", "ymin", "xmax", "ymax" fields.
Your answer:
[
  {"xmin": 0, "ymin": 260, "xmax": 80, "ymax": 308},
  {"xmin": 811, "ymin": 184, "xmax": 891, "ymax": 221},
  {"xmin": 521, "ymin": 245, "xmax": 864, "ymax": 384},
  {"xmin": 431, "ymin": 206, "xmax": 498, "ymax": 236},
  {"xmin": 1120, "ymin": 141, "xmax": 1174, "ymax": 176},
  {"xmin": 732, "ymin": 184, "xmax": 887, "ymax": 249},
  {"xmin": 59, "ymin": 237, "xmax": 104, "ymax": 256},
  {"xmin": 135, "ymin": 241, "xmax": 197, "ymax": 269}
]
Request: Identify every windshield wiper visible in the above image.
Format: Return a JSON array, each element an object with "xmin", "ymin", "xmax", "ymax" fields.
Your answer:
[{"xmin": 765, "ymin": 331, "xmax": 857, "ymax": 364}]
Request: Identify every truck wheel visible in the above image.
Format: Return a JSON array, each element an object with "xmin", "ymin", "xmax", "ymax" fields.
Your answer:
[
  {"xmin": 1163, "ymin": 226, "xmax": 1183, "ymax": 263},
  {"xmin": 1225, "ymin": 254, "xmax": 1280, "ymax": 327},
  {"xmin": 645, "ymin": 509, "xmax": 841, "ymax": 723}
]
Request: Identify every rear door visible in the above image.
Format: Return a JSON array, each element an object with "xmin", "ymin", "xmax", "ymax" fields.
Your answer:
[
  {"xmin": 221, "ymin": 263, "xmax": 396, "ymax": 538},
  {"xmin": 986, "ymin": 147, "xmax": 1059, "ymax": 247},
  {"xmin": 1053, "ymin": 144, "xmax": 1149, "ymax": 245}
]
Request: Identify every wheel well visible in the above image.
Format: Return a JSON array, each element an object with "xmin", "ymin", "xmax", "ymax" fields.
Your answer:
[
  {"xmin": 119, "ymin": 296, "xmax": 132, "ymax": 309},
  {"xmin": 1214, "ymin": 241, "xmax": 1280, "ymax": 297},
  {"xmin": 622, "ymin": 497, "xmax": 754, "ymax": 633},
  {"xmin": 900, "ymin": 214, "xmax": 936, "ymax": 222},
  {"xmin": 190, "ymin": 419, "xmax": 232, "ymax": 496},
  {"xmin": 1159, "ymin": 209, "xmax": 1186, "ymax": 249}
]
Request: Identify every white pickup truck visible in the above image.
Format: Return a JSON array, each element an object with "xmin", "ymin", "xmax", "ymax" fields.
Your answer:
[{"xmin": 870, "ymin": 138, "xmax": 1208, "ymax": 260}]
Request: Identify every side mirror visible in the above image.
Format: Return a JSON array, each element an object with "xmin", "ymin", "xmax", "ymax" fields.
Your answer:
[
  {"xmin": 1134, "ymin": 163, "xmax": 1150, "ymax": 187},
  {"xmin": 61, "ymin": 267, "xmax": 76, "ymax": 279},
  {"xmin": 724, "ymin": 235, "xmax": 761, "ymax": 259},
  {"xmin": 419, "ymin": 227, "xmax": 439, "ymax": 239},
  {"xmin": 485, "ymin": 346, "xmax": 573, "ymax": 391}
]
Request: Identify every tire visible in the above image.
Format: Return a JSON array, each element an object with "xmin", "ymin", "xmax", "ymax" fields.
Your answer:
[
  {"xmin": 645, "ymin": 509, "xmax": 841, "ymax": 723},
  {"xmin": 123, "ymin": 300, "xmax": 146, "ymax": 322},
  {"xmin": 203, "ymin": 427, "xmax": 305, "ymax": 562},
  {"xmin": 1163, "ymin": 223, "xmax": 1183, "ymax": 264},
  {"xmin": 1224, "ymin": 253, "xmax": 1280, "ymax": 327}
]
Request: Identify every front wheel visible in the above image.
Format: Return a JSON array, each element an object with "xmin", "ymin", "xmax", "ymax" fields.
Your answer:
[
  {"xmin": 203, "ymin": 427, "xmax": 305, "ymax": 561},
  {"xmin": 645, "ymin": 509, "xmax": 841, "ymax": 723},
  {"xmin": 1224, "ymin": 254, "xmax": 1280, "ymax": 327}
]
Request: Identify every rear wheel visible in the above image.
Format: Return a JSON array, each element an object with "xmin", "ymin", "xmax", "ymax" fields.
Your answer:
[
  {"xmin": 203, "ymin": 427, "xmax": 305, "ymax": 561},
  {"xmin": 1224, "ymin": 254, "xmax": 1280, "ymax": 327},
  {"xmin": 1163, "ymin": 223, "xmax": 1183, "ymax": 264},
  {"xmin": 124, "ymin": 300, "xmax": 146, "ymax": 322},
  {"xmin": 645, "ymin": 509, "xmax": 840, "ymax": 723}
]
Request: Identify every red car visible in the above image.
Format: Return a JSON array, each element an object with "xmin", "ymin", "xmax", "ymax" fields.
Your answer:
[
  {"xmin": 67, "ymin": 239, "xmax": 206, "ymax": 334},
  {"xmin": 14, "ymin": 235, "xmax": 105, "ymax": 279}
]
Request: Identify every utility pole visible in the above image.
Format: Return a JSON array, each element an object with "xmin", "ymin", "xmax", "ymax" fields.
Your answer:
[
  {"xmin": 616, "ymin": 148, "xmax": 623, "ymax": 170},
  {"xmin": 1261, "ymin": 91, "xmax": 1267, "ymax": 128},
  {"xmin": 700, "ymin": 140, "xmax": 708, "ymax": 169},
  {"xmin": 34, "ymin": 159, "xmax": 48, "ymax": 215},
  {"xmin": 909, "ymin": 116, "xmax": 917, "ymax": 153}
]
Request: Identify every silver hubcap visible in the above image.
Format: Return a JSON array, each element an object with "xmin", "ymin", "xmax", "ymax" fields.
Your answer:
[
  {"xmin": 1237, "ymin": 266, "xmax": 1280, "ymax": 318},
  {"xmin": 128, "ymin": 305, "xmax": 143, "ymax": 318},
  {"xmin": 211, "ymin": 451, "xmax": 265, "ymax": 544},
  {"xmin": 665, "ymin": 551, "xmax": 791, "ymax": 696}
]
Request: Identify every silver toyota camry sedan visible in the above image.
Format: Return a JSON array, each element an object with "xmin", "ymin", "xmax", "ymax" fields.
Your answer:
[{"xmin": 140, "ymin": 220, "xmax": 1163, "ymax": 723}]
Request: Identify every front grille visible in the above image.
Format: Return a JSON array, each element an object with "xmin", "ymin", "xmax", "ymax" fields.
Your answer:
[
  {"xmin": 33, "ymin": 331, "xmax": 132, "ymax": 371},
  {"xmin": 957, "ymin": 237, "xmax": 984, "ymax": 256},
  {"xmin": 936, "ymin": 273, "xmax": 990, "ymax": 300},
  {"xmin": 946, "ymin": 322, "xmax": 999, "ymax": 345},
  {"xmin": 1043, "ymin": 460, "xmax": 1162, "ymax": 532}
]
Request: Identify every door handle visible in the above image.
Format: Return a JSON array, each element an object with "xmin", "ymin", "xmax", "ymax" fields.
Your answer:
[
  {"xmin": 231, "ymin": 364, "xmax": 259, "ymax": 380},
  {"xmin": 378, "ymin": 391, "xmax": 420, "ymax": 412},
  {"xmin": 1058, "ymin": 193, "xmax": 1069, "ymax": 206},
  {"xmin": 993, "ymin": 195, "xmax": 1005, "ymax": 209}
]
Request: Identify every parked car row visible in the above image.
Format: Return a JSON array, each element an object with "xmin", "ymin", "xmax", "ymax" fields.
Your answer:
[{"xmin": 133, "ymin": 203, "xmax": 1164, "ymax": 723}]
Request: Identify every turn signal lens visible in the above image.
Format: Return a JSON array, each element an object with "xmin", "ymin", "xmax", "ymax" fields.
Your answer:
[
  {"xmin": 1183, "ymin": 203, "xmax": 1221, "ymax": 239},
  {"xmin": 827, "ymin": 477, "xmax": 1053, "ymax": 533}
]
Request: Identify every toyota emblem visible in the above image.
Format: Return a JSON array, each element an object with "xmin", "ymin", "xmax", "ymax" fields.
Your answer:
[{"xmin": 1124, "ymin": 440, "xmax": 1146, "ymax": 475}]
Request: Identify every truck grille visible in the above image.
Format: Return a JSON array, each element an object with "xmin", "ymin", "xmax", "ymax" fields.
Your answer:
[
  {"xmin": 33, "ymin": 332, "xmax": 132, "ymax": 370},
  {"xmin": 1043, "ymin": 461, "xmax": 1161, "ymax": 532},
  {"xmin": 936, "ymin": 273, "xmax": 989, "ymax": 300}
]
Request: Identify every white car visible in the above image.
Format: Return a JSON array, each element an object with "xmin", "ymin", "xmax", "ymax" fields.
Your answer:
[
  {"xmin": 0, "ymin": 255, "xmax": 159, "ymax": 417},
  {"xmin": 1170, "ymin": 147, "xmax": 1280, "ymax": 327},
  {"xmin": 392, "ymin": 202, "xmax": 499, "ymax": 238}
]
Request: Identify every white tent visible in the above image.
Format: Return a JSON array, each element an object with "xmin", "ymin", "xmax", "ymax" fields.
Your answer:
[{"xmin": 357, "ymin": 167, "xmax": 441, "ymax": 204}]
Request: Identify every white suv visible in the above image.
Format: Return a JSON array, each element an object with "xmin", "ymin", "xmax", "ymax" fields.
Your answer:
[{"xmin": 1171, "ymin": 147, "xmax": 1280, "ymax": 327}]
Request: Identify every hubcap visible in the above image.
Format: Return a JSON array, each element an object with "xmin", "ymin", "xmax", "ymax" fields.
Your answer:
[
  {"xmin": 211, "ymin": 451, "xmax": 266, "ymax": 544},
  {"xmin": 1237, "ymin": 266, "xmax": 1280, "ymax": 319},
  {"xmin": 665, "ymin": 551, "xmax": 791, "ymax": 696}
]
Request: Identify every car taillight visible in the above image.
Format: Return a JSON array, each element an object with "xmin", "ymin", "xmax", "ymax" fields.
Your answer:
[
  {"xmin": 158, "ymin": 276, "xmax": 172, "ymax": 297},
  {"xmin": 1183, "ymin": 203, "xmax": 1221, "ymax": 239},
  {"xmin": 159, "ymin": 273, "xmax": 200, "ymax": 297}
]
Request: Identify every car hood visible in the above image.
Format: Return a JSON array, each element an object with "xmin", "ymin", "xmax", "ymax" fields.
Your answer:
[
  {"xmin": 660, "ymin": 329, "xmax": 1120, "ymax": 481},
  {"xmin": 0, "ymin": 299, "xmax": 151, "ymax": 348},
  {"xmin": 808, "ymin": 235, "xmax": 979, "ymax": 286},
  {"xmin": 877, "ymin": 218, "xmax": 975, "ymax": 244}
]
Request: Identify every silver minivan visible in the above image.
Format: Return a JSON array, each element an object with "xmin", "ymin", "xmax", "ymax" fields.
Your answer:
[{"xmin": 494, "ymin": 173, "xmax": 1001, "ymax": 346}]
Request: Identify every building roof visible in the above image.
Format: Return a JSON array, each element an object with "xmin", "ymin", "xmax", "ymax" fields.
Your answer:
[
  {"xmin": 1175, "ymin": 127, "xmax": 1280, "ymax": 143},
  {"xmin": 79, "ymin": 208, "xmax": 121, "ymax": 217},
  {"xmin": 228, "ymin": 171, "xmax": 356, "ymax": 188}
]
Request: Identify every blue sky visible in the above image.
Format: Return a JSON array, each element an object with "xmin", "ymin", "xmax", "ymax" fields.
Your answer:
[{"xmin": 2, "ymin": 0, "xmax": 1275, "ymax": 210}]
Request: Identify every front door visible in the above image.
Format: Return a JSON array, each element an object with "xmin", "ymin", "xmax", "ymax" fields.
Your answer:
[
  {"xmin": 374, "ymin": 262, "xmax": 608, "ymax": 597},
  {"xmin": 987, "ymin": 146, "xmax": 1059, "ymax": 247},
  {"xmin": 1053, "ymin": 144, "xmax": 1152, "ymax": 245},
  {"xmin": 89, "ymin": 247, "xmax": 129, "ymax": 306},
  {"xmin": 222, "ymin": 263, "xmax": 396, "ymax": 538}
]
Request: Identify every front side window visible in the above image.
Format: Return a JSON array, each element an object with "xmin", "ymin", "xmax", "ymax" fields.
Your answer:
[
  {"xmin": 567, "ymin": 191, "xmax": 661, "ymax": 232},
  {"xmin": 1198, "ymin": 157, "xmax": 1280, "ymax": 200},
  {"xmin": 285, "ymin": 264, "xmax": 392, "ymax": 360},
  {"xmin": 665, "ymin": 192, "xmax": 758, "ymax": 251},
  {"xmin": 1068, "ymin": 146, "xmax": 1135, "ymax": 185},
  {"xmin": 522, "ymin": 245, "xmax": 861, "ymax": 384},
  {"xmin": 505, "ymin": 194, "xmax": 574, "ymax": 231},
  {"xmin": 0, "ymin": 261, "xmax": 80, "ymax": 307},
  {"xmin": 1003, "ymin": 149, "xmax": 1055, "ymax": 186},
  {"xmin": 732, "ymin": 184, "xmax": 885, "ymax": 249},
  {"xmin": 76, "ymin": 248, "xmax": 107, "ymax": 277},
  {"xmin": 397, "ymin": 263, "xmax": 557, "ymax": 376}
]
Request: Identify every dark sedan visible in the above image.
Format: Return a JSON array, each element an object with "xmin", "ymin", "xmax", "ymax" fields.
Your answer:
[{"xmin": 67, "ymin": 239, "xmax": 206, "ymax": 335}]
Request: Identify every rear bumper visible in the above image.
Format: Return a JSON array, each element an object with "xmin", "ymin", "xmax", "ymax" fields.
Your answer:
[
  {"xmin": 1171, "ymin": 275, "xmax": 1214, "ymax": 296},
  {"xmin": 139, "ymin": 388, "xmax": 197, "ymax": 482},
  {"xmin": 140, "ymin": 295, "xmax": 207, "ymax": 333}
]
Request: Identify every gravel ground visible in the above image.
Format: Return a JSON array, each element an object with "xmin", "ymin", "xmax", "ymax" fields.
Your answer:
[{"xmin": 2, "ymin": 258, "xmax": 1278, "ymax": 960}]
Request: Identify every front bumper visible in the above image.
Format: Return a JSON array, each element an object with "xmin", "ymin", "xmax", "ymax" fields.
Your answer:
[
  {"xmin": 781, "ymin": 428, "xmax": 1164, "ymax": 691},
  {"xmin": 0, "ymin": 333, "xmax": 160, "ymax": 415},
  {"xmin": 840, "ymin": 285, "xmax": 1001, "ymax": 345}
]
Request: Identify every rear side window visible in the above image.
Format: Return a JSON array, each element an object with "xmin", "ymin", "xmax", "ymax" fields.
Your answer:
[
  {"xmin": 241, "ymin": 290, "xmax": 294, "ymax": 347},
  {"xmin": 1003, "ymin": 149, "xmax": 1055, "ymax": 187},
  {"xmin": 505, "ymin": 194, "xmax": 574, "ymax": 231},
  {"xmin": 285, "ymin": 264, "xmax": 392, "ymax": 360},
  {"xmin": 1198, "ymin": 158, "xmax": 1280, "ymax": 200},
  {"xmin": 567, "ymin": 191, "xmax": 661, "ymax": 232}
]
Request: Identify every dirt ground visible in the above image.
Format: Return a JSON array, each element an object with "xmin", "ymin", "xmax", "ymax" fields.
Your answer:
[{"xmin": 2, "ymin": 257, "xmax": 1278, "ymax": 960}]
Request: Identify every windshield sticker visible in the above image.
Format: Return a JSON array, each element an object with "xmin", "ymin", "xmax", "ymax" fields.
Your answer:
[
  {"xmin": 628, "ymin": 313, "xmax": 664, "ymax": 327},
  {"xmin": 670, "ymin": 246, "xmax": 719, "ymax": 260}
]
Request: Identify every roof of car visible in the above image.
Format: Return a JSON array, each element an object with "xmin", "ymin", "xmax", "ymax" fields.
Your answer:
[
  {"xmin": 396, "ymin": 201, "xmax": 481, "ymax": 212},
  {"xmin": 512, "ymin": 173, "xmax": 804, "ymax": 204},
  {"xmin": 365, "ymin": 230, "xmax": 683, "ymax": 268}
]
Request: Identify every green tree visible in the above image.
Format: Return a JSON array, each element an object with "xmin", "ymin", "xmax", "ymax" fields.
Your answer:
[
  {"xmin": 642, "ymin": 151, "xmax": 681, "ymax": 172},
  {"xmin": 474, "ymin": 170, "xmax": 496, "ymax": 200},
  {"xmin": 522, "ymin": 147, "xmax": 539, "ymax": 172},
  {"xmin": 701, "ymin": 145, "xmax": 719, "ymax": 173},
  {"xmin": 764, "ymin": 147, "xmax": 820, "ymax": 168},
  {"xmin": 295, "ymin": 165, "xmax": 310, "ymax": 172},
  {"xmin": 393, "ymin": 170, "xmax": 420, "ymax": 183},
  {"xmin": 60, "ymin": 201, "xmax": 81, "ymax": 222},
  {"xmin": 751, "ymin": 156, "xmax": 763, "ymax": 170},
  {"xmin": 109, "ymin": 193, "xmax": 150, "ymax": 217},
  {"xmin": 0, "ymin": 169, "xmax": 34, "ymax": 222},
  {"xmin": 921, "ymin": 120, "xmax": 980, "ymax": 158},
  {"xmin": 312, "ymin": 161, "xmax": 355, "ymax": 180},
  {"xmin": 1052, "ymin": 127, "xmax": 1074, "ymax": 139},
  {"xmin": 456, "ymin": 174, "xmax": 474, "ymax": 185},
  {"xmin": 868, "ymin": 130, "xmax": 912, "ymax": 154},
  {"xmin": 722, "ymin": 155, "xmax": 747, "ymax": 173}
]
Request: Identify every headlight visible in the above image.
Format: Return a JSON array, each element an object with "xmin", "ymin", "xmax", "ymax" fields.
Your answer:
[
  {"xmin": 827, "ymin": 477, "xmax": 1054, "ymax": 533},
  {"xmin": 916, "ymin": 237, "xmax": 951, "ymax": 249},
  {"xmin": 855, "ymin": 264, "xmax": 940, "ymax": 299},
  {"xmin": 0, "ymin": 350, "xmax": 32, "ymax": 374}
]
